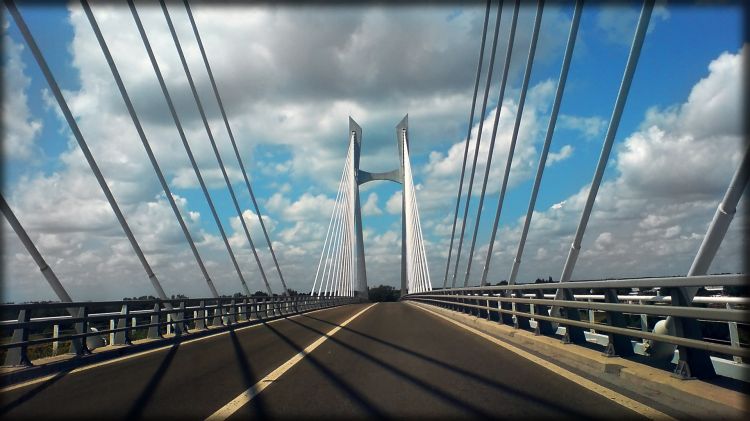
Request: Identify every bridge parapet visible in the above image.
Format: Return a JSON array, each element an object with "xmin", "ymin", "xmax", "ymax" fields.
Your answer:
[
  {"xmin": 403, "ymin": 273, "xmax": 749, "ymax": 382},
  {"xmin": 0, "ymin": 295, "xmax": 356, "ymax": 370}
]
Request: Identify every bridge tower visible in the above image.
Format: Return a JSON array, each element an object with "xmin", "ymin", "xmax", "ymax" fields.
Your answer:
[{"xmin": 312, "ymin": 115, "xmax": 432, "ymax": 299}]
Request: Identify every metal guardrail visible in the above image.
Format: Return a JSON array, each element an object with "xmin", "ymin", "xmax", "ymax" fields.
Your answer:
[
  {"xmin": 403, "ymin": 274, "xmax": 749, "ymax": 380},
  {"xmin": 0, "ymin": 295, "xmax": 355, "ymax": 367}
]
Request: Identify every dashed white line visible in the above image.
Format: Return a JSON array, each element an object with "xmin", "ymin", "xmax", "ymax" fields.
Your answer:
[{"xmin": 205, "ymin": 303, "xmax": 377, "ymax": 421}]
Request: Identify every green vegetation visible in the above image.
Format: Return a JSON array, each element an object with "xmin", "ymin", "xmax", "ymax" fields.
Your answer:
[{"xmin": 368, "ymin": 285, "xmax": 400, "ymax": 302}]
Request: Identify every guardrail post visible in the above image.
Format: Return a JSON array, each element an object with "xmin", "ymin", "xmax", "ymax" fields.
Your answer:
[
  {"xmin": 147, "ymin": 300, "xmax": 163, "ymax": 339},
  {"xmin": 239, "ymin": 298, "xmax": 247, "ymax": 321},
  {"xmin": 173, "ymin": 302, "xmax": 185, "ymax": 336},
  {"xmin": 498, "ymin": 291, "xmax": 514, "ymax": 325},
  {"xmin": 228, "ymin": 299, "xmax": 237, "ymax": 324},
  {"xmin": 212, "ymin": 300, "xmax": 224, "ymax": 327},
  {"xmin": 52, "ymin": 324, "xmax": 60, "ymax": 356},
  {"xmin": 667, "ymin": 288, "xmax": 716, "ymax": 379},
  {"xmin": 533, "ymin": 289, "xmax": 554, "ymax": 336},
  {"xmin": 602, "ymin": 290, "xmax": 634, "ymax": 357},
  {"xmin": 4, "ymin": 308, "xmax": 31, "ymax": 366},
  {"xmin": 113, "ymin": 303, "xmax": 131, "ymax": 345},
  {"xmin": 252, "ymin": 298, "xmax": 260, "ymax": 319},
  {"xmin": 195, "ymin": 300, "xmax": 207, "ymax": 330},
  {"xmin": 727, "ymin": 303, "xmax": 742, "ymax": 364},
  {"xmin": 514, "ymin": 290, "xmax": 531, "ymax": 330},
  {"xmin": 559, "ymin": 289, "xmax": 586, "ymax": 345},
  {"xmin": 70, "ymin": 305, "xmax": 91, "ymax": 357}
]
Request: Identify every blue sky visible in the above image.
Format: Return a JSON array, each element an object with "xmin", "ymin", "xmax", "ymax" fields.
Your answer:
[{"xmin": 2, "ymin": 2, "xmax": 746, "ymax": 302}]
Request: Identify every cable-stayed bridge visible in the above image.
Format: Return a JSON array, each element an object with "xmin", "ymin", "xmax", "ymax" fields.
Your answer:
[
  {"xmin": 312, "ymin": 116, "xmax": 432, "ymax": 298},
  {"xmin": 1, "ymin": 0, "xmax": 748, "ymax": 419}
]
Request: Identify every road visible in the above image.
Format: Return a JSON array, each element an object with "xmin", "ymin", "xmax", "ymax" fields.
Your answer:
[{"xmin": 1, "ymin": 302, "xmax": 647, "ymax": 419}]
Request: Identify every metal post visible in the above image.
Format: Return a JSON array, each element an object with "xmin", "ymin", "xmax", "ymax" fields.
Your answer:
[
  {"xmin": 52, "ymin": 324, "xmax": 60, "ymax": 356},
  {"xmin": 147, "ymin": 301, "xmax": 163, "ymax": 339},
  {"xmin": 4, "ymin": 309, "xmax": 31, "ymax": 366},
  {"xmin": 114, "ymin": 303, "xmax": 131, "ymax": 345}
]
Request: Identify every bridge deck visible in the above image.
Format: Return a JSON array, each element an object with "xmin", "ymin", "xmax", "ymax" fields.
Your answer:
[{"xmin": 1, "ymin": 303, "xmax": 647, "ymax": 419}]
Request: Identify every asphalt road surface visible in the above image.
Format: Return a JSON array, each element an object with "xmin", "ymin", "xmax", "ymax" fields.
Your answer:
[{"xmin": 1, "ymin": 302, "xmax": 647, "ymax": 419}]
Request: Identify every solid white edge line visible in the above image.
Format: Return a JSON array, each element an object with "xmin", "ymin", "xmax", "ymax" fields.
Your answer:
[
  {"xmin": 409, "ymin": 302, "xmax": 675, "ymax": 421},
  {"xmin": 0, "ymin": 303, "xmax": 353, "ymax": 393},
  {"xmin": 205, "ymin": 303, "xmax": 378, "ymax": 421}
]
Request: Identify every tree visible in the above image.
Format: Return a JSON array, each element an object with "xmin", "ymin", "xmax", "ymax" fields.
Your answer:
[{"xmin": 368, "ymin": 285, "xmax": 400, "ymax": 302}]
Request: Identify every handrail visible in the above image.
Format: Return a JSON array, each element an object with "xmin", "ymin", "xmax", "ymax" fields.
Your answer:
[
  {"xmin": 403, "ymin": 274, "xmax": 748, "ymax": 381},
  {"xmin": 1, "ymin": 295, "xmax": 358, "ymax": 366}
]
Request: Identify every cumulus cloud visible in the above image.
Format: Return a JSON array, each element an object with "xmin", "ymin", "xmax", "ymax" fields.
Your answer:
[
  {"xmin": 2, "ymin": 29, "xmax": 42, "ymax": 161},
  {"xmin": 477, "ymin": 46, "xmax": 747, "ymax": 284},
  {"xmin": 546, "ymin": 144, "xmax": 574, "ymax": 166},
  {"xmin": 558, "ymin": 115, "xmax": 606, "ymax": 140}
]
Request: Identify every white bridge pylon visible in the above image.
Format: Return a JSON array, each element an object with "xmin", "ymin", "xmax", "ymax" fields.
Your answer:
[{"xmin": 312, "ymin": 116, "xmax": 432, "ymax": 298}]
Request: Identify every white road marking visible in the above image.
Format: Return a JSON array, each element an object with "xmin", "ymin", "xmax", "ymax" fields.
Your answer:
[
  {"xmin": 205, "ymin": 303, "xmax": 377, "ymax": 421},
  {"xmin": 411, "ymin": 303, "xmax": 675, "ymax": 421},
  {"xmin": 0, "ymin": 304, "xmax": 352, "ymax": 393}
]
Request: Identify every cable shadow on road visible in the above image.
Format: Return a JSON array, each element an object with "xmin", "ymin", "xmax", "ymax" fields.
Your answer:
[
  {"xmin": 0, "ymin": 369, "xmax": 70, "ymax": 415},
  {"xmin": 262, "ymin": 321, "xmax": 388, "ymax": 419},
  {"xmin": 125, "ymin": 342, "xmax": 179, "ymax": 420},
  {"xmin": 228, "ymin": 328, "xmax": 268, "ymax": 418},
  {"xmin": 293, "ymin": 314, "xmax": 588, "ymax": 418},
  {"xmin": 284, "ymin": 316, "xmax": 498, "ymax": 418}
]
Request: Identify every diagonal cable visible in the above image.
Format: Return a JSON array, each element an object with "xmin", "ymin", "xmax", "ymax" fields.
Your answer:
[
  {"xmin": 159, "ymin": 0, "xmax": 272, "ymax": 295},
  {"xmin": 466, "ymin": 0, "xmax": 522, "ymax": 286},
  {"xmin": 6, "ymin": 0, "xmax": 169, "ymax": 301},
  {"xmin": 182, "ymin": 0, "xmax": 288, "ymax": 295},
  {"xmin": 82, "ymin": 0, "xmax": 219, "ymax": 298},
  {"xmin": 508, "ymin": 0, "xmax": 583, "ymax": 286},
  {"xmin": 128, "ymin": 0, "xmax": 250, "ymax": 295},
  {"xmin": 450, "ymin": 0, "xmax": 504, "ymax": 288},
  {"xmin": 443, "ymin": 0, "xmax": 492, "ymax": 288}
]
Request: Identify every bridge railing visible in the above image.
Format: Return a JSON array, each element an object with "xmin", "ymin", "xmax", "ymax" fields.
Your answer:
[
  {"xmin": 0, "ymin": 295, "xmax": 355, "ymax": 367},
  {"xmin": 403, "ymin": 273, "xmax": 748, "ymax": 380}
]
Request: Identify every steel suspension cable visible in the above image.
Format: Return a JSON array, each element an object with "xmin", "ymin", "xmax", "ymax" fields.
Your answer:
[
  {"xmin": 404, "ymin": 132, "xmax": 430, "ymax": 292},
  {"xmin": 325, "ymin": 142, "xmax": 353, "ymax": 295},
  {"xmin": 450, "ymin": 0, "xmax": 504, "ymax": 288},
  {"xmin": 82, "ymin": 0, "xmax": 219, "ymax": 298},
  {"xmin": 467, "ymin": 0, "xmax": 522, "ymax": 286},
  {"xmin": 321, "ymin": 169, "xmax": 347, "ymax": 296},
  {"xmin": 159, "ymin": 1, "xmax": 272, "ymax": 296},
  {"xmin": 508, "ymin": 0, "xmax": 582, "ymax": 286},
  {"xmin": 1, "ymin": 194, "xmax": 73, "ymax": 303},
  {"xmin": 182, "ymin": 0, "xmax": 288, "ymax": 295},
  {"xmin": 443, "ymin": 0, "xmax": 493, "ymax": 288},
  {"xmin": 128, "ymin": 0, "xmax": 250, "ymax": 295},
  {"xmin": 319, "ymin": 163, "xmax": 347, "ymax": 296},
  {"xmin": 6, "ymin": 0, "xmax": 169, "ymax": 301},
  {"xmin": 312, "ymin": 156, "xmax": 348, "ymax": 295},
  {"xmin": 558, "ymin": 0, "xmax": 654, "ymax": 285}
]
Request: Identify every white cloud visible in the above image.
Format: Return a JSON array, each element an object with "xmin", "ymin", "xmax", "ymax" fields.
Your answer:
[
  {"xmin": 546, "ymin": 144, "xmax": 574, "ymax": 166},
  {"xmin": 2, "ymin": 30, "xmax": 42, "ymax": 160},
  {"xmin": 496, "ymin": 46, "xmax": 747, "ymax": 284},
  {"xmin": 362, "ymin": 192, "xmax": 382, "ymax": 216},
  {"xmin": 558, "ymin": 115, "xmax": 606, "ymax": 140}
]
